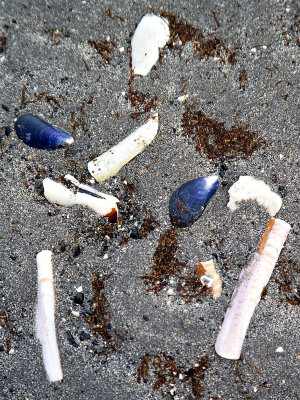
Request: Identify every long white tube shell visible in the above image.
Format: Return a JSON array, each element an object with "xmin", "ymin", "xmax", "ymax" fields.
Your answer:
[
  {"xmin": 227, "ymin": 176, "xmax": 282, "ymax": 216},
  {"xmin": 131, "ymin": 14, "xmax": 169, "ymax": 76},
  {"xmin": 43, "ymin": 177, "xmax": 119, "ymax": 219},
  {"xmin": 88, "ymin": 113, "xmax": 158, "ymax": 182},
  {"xmin": 35, "ymin": 250, "xmax": 63, "ymax": 382},
  {"xmin": 215, "ymin": 218, "xmax": 291, "ymax": 360}
]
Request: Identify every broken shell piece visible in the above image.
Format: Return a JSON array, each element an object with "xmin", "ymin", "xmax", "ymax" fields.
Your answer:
[
  {"xmin": 35, "ymin": 250, "xmax": 63, "ymax": 382},
  {"xmin": 215, "ymin": 218, "xmax": 291, "ymax": 360},
  {"xmin": 43, "ymin": 177, "xmax": 119, "ymax": 220},
  {"xmin": 169, "ymin": 175, "xmax": 219, "ymax": 227},
  {"xmin": 195, "ymin": 259, "xmax": 222, "ymax": 299},
  {"xmin": 88, "ymin": 113, "xmax": 158, "ymax": 182},
  {"xmin": 131, "ymin": 14, "xmax": 169, "ymax": 76},
  {"xmin": 227, "ymin": 176, "xmax": 282, "ymax": 216},
  {"xmin": 15, "ymin": 114, "xmax": 74, "ymax": 150},
  {"xmin": 64, "ymin": 174, "xmax": 119, "ymax": 203}
]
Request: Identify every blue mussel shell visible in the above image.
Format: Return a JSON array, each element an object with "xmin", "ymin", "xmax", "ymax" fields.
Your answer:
[
  {"xmin": 15, "ymin": 114, "xmax": 74, "ymax": 150},
  {"xmin": 169, "ymin": 175, "xmax": 220, "ymax": 227}
]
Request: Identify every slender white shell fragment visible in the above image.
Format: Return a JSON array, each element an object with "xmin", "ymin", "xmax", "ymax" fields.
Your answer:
[
  {"xmin": 227, "ymin": 176, "xmax": 282, "ymax": 216},
  {"xmin": 43, "ymin": 177, "xmax": 118, "ymax": 219},
  {"xmin": 35, "ymin": 250, "xmax": 63, "ymax": 382},
  {"xmin": 215, "ymin": 218, "xmax": 291, "ymax": 360},
  {"xmin": 195, "ymin": 259, "xmax": 222, "ymax": 299},
  {"xmin": 131, "ymin": 14, "xmax": 169, "ymax": 76},
  {"xmin": 88, "ymin": 113, "xmax": 159, "ymax": 182}
]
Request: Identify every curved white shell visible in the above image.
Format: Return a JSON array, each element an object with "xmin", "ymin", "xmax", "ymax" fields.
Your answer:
[
  {"xmin": 43, "ymin": 177, "xmax": 118, "ymax": 217},
  {"xmin": 36, "ymin": 250, "xmax": 63, "ymax": 382},
  {"xmin": 88, "ymin": 113, "xmax": 158, "ymax": 182},
  {"xmin": 131, "ymin": 14, "xmax": 169, "ymax": 76},
  {"xmin": 227, "ymin": 176, "xmax": 282, "ymax": 216},
  {"xmin": 215, "ymin": 218, "xmax": 290, "ymax": 360}
]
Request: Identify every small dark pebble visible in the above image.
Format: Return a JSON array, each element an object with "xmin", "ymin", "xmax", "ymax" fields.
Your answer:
[
  {"xmin": 10, "ymin": 254, "xmax": 17, "ymax": 261},
  {"xmin": 66, "ymin": 330, "xmax": 79, "ymax": 347},
  {"xmin": 221, "ymin": 180, "xmax": 228, "ymax": 186},
  {"xmin": 85, "ymin": 310, "xmax": 93, "ymax": 315},
  {"xmin": 73, "ymin": 244, "xmax": 81, "ymax": 258},
  {"xmin": 2, "ymin": 104, "xmax": 9, "ymax": 112},
  {"xmin": 92, "ymin": 339, "xmax": 99, "ymax": 345},
  {"xmin": 167, "ymin": 354, "xmax": 175, "ymax": 361},
  {"xmin": 74, "ymin": 292, "xmax": 84, "ymax": 304},
  {"xmin": 5, "ymin": 126, "xmax": 12, "ymax": 136},
  {"xmin": 0, "ymin": 345, "xmax": 4, "ymax": 352},
  {"xmin": 184, "ymin": 367, "xmax": 195, "ymax": 377},
  {"xmin": 143, "ymin": 314, "xmax": 149, "ymax": 321},
  {"xmin": 130, "ymin": 231, "xmax": 141, "ymax": 240},
  {"xmin": 79, "ymin": 331, "xmax": 91, "ymax": 341}
]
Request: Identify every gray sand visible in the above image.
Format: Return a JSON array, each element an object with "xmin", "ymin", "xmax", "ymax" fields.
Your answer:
[{"xmin": 0, "ymin": 1, "xmax": 299, "ymax": 399}]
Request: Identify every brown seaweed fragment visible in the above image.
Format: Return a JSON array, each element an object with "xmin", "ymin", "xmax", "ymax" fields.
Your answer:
[
  {"xmin": 137, "ymin": 352, "xmax": 209, "ymax": 399},
  {"xmin": 160, "ymin": 12, "xmax": 227, "ymax": 61},
  {"xmin": 0, "ymin": 36, "xmax": 7, "ymax": 53},
  {"xmin": 0, "ymin": 309, "xmax": 19, "ymax": 354},
  {"xmin": 138, "ymin": 206, "xmax": 160, "ymax": 238},
  {"xmin": 84, "ymin": 273, "xmax": 117, "ymax": 353},
  {"xmin": 141, "ymin": 228, "xmax": 186, "ymax": 293},
  {"xmin": 239, "ymin": 68, "xmax": 248, "ymax": 90},
  {"xmin": 103, "ymin": 9, "xmax": 125, "ymax": 22},
  {"xmin": 88, "ymin": 39, "xmax": 115, "ymax": 65},
  {"xmin": 182, "ymin": 106, "xmax": 265, "ymax": 159},
  {"xmin": 127, "ymin": 87, "xmax": 158, "ymax": 119},
  {"xmin": 275, "ymin": 256, "xmax": 300, "ymax": 305},
  {"xmin": 20, "ymin": 86, "xmax": 61, "ymax": 110}
]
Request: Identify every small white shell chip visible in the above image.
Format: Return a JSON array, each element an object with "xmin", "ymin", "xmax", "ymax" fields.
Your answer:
[
  {"xmin": 88, "ymin": 113, "xmax": 158, "ymax": 182},
  {"xmin": 131, "ymin": 14, "xmax": 169, "ymax": 76},
  {"xmin": 227, "ymin": 176, "xmax": 282, "ymax": 216}
]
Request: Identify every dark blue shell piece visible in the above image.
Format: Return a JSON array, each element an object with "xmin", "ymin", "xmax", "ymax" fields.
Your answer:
[
  {"xmin": 14, "ymin": 114, "xmax": 74, "ymax": 150},
  {"xmin": 169, "ymin": 176, "xmax": 220, "ymax": 227}
]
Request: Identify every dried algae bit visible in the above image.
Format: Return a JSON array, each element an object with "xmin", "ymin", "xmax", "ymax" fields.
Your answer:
[
  {"xmin": 84, "ymin": 273, "xmax": 117, "ymax": 353},
  {"xmin": 137, "ymin": 352, "xmax": 209, "ymax": 399},
  {"xmin": 160, "ymin": 12, "xmax": 224, "ymax": 60},
  {"xmin": 141, "ymin": 227, "xmax": 186, "ymax": 294},
  {"xmin": 182, "ymin": 106, "xmax": 265, "ymax": 159},
  {"xmin": 195, "ymin": 259, "xmax": 222, "ymax": 299},
  {"xmin": 215, "ymin": 218, "xmax": 291, "ymax": 360},
  {"xmin": 275, "ymin": 255, "xmax": 300, "ymax": 306}
]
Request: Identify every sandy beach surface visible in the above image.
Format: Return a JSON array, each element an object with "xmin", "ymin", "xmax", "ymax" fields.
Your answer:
[{"xmin": 0, "ymin": 1, "xmax": 299, "ymax": 399}]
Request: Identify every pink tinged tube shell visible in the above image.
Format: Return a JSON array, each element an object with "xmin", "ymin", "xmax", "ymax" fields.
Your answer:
[
  {"xmin": 35, "ymin": 250, "xmax": 63, "ymax": 382},
  {"xmin": 215, "ymin": 218, "xmax": 291, "ymax": 360}
]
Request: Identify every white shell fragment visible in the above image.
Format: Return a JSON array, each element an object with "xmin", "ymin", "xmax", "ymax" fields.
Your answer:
[
  {"xmin": 88, "ymin": 113, "xmax": 159, "ymax": 182},
  {"xmin": 131, "ymin": 14, "xmax": 169, "ymax": 76},
  {"xmin": 215, "ymin": 218, "xmax": 291, "ymax": 360},
  {"xmin": 43, "ymin": 176, "xmax": 119, "ymax": 219},
  {"xmin": 35, "ymin": 250, "xmax": 63, "ymax": 382},
  {"xmin": 227, "ymin": 176, "xmax": 282, "ymax": 216},
  {"xmin": 195, "ymin": 259, "xmax": 222, "ymax": 299}
]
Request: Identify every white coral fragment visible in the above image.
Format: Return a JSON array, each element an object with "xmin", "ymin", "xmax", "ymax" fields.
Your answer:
[
  {"xmin": 195, "ymin": 259, "xmax": 222, "ymax": 299},
  {"xmin": 35, "ymin": 250, "xmax": 63, "ymax": 382},
  {"xmin": 227, "ymin": 176, "xmax": 282, "ymax": 216},
  {"xmin": 88, "ymin": 113, "xmax": 158, "ymax": 182},
  {"xmin": 43, "ymin": 176, "xmax": 119, "ymax": 218},
  {"xmin": 215, "ymin": 218, "xmax": 291, "ymax": 360},
  {"xmin": 131, "ymin": 14, "xmax": 169, "ymax": 76}
]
